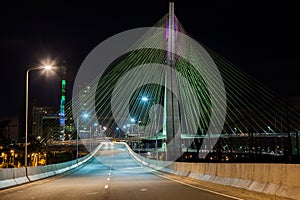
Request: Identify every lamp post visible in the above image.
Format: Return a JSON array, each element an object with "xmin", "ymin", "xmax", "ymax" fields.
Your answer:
[
  {"xmin": 130, "ymin": 118, "xmax": 137, "ymax": 149},
  {"xmin": 25, "ymin": 65, "xmax": 55, "ymax": 167},
  {"xmin": 123, "ymin": 125, "xmax": 129, "ymax": 138},
  {"xmin": 76, "ymin": 113, "xmax": 89, "ymax": 161},
  {"xmin": 116, "ymin": 127, "xmax": 120, "ymax": 137},
  {"xmin": 93, "ymin": 123, "xmax": 98, "ymax": 138},
  {"xmin": 137, "ymin": 120, "xmax": 142, "ymax": 154},
  {"xmin": 130, "ymin": 118, "xmax": 136, "ymax": 136},
  {"xmin": 141, "ymin": 96, "xmax": 158, "ymax": 160}
]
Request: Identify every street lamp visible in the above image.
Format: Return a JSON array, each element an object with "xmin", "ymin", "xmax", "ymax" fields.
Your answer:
[
  {"xmin": 234, "ymin": 127, "xmax": 237, "ymax": 134},
  {"xmin": 93, "ymin": 123, "xmax": 98, "ymax": 138},
  {"xmin": 141, "ymin": 96, "xmax": 158, "ymax": 159},
  {"xmin": 141, "ymin": 96, "xmax": 149, "ymax": 102},
  {"xmin": 116, "ymin": 127, "xmax": 120, "ymax": 137},
  {"xmin": 76, "ymin": 113, "xmax": 89, "ymax": 161},
  {"xmin": 267, "ymin": 126, "xmax": 271, "ymax": 133},
  {"xmin": 88, "ymin": 121, "xmax": 98, "ymax": 151},
  {"xmin": 25, "ymin": 65, "xmax": 55, "ymax": 167},
  {"xmin": 137, "ymin": 120, "xmax": 142, "ymax": 153},
  {"xmin": 130, "ymin": 118, "xmax": 135, "ymax": 135}
]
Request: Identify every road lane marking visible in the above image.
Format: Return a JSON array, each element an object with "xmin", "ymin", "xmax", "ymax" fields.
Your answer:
[
  {"xmin": 104, "ymin": 185, "xmax": 109, "ymax": 189},
  {"xmin": 107, "ymin": 177, "xmax": 110, "ymax": 181},
  {"xmin": 140, "ymin": 188, "xmax": 148, "ymax": 192},
  {"xmin": 119, "ymin": 166, "xmax": 143, "ymax": 170},
  {"xmin": 108, "ymin": 173, "xmax": 111, "ymax": 176},
  {"xmin": 150, "ymin": 170, "xmax": 244, "ymax": 200},
  {"xmin": 86, "ymin": 192, "xmax": 98, "ymax": 195}
]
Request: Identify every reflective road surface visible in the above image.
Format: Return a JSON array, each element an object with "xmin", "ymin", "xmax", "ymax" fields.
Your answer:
[{"xmin": 0, "ymin": 143, "xmax": 246, "ymax": 200}]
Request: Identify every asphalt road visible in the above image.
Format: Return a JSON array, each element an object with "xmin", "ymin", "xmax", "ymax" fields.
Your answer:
[{"xmin": 0, "ymin": 143, "xmax": 243, "ymax": 200}]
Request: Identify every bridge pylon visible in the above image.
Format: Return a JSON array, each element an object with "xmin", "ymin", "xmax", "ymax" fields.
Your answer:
[{"xmin": 163, "ymin": 2, "xmax": 182, "ymax": 161}]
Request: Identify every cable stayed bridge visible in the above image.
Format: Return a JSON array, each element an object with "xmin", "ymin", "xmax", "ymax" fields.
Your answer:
[
  {"xmin": 1, "ymin": 3, "xmax": 300, "ymax": 200},
  {"xmin": 64, "ymin": 2, "xmax": 299, "ymax": 161},
  {"xmin": 31, "ymin": 2, "xmax": 300, "ymax": 163}
]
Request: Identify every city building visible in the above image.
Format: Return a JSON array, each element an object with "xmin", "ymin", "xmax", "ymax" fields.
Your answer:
[
  {"xmin": 0, "ymin": 118, "xmax": 18, "ymax": 144},
  {"xmin": 30, "ymin": 106, "xmax": 60, "ymax": 141}
]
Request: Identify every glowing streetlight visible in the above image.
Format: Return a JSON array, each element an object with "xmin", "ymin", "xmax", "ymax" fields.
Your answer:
[
  {"xmin": 44, "ymin": 65, "xmax": 53, "ymax": 70},
  {"xmin": 82, "ymin": 113, "xmax": 89, "ymax": 119},
  {"xmin": 141, "ymin": 96, "xmax": 149, "ymax": 102},
  {"xmin": 25, "ymin": 64, "xmax": 55, "ymax": 167},
  {"xmin": 115, "ymin": 127, "xmax": 120, "ymax": 138}
]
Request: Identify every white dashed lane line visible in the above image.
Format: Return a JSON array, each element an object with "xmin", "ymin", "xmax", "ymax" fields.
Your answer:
[{"xmin": 86, "ymin": 192, "xmax": 98, "ymax": 195}]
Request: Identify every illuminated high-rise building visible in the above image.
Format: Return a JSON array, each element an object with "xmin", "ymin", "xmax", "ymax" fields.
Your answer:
[{"xmin": 59, "ymin": 64, "xmax": 67, "ymax": 140}]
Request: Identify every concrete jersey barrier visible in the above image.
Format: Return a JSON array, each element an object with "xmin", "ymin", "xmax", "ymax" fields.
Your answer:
[
  {"xmin": 120, "ymin": 142, "xmax": 300, "ymax": 200},
  {"xmin": 0, "ymin": 167, "xmax": 28, "ymax": 189},
  {"xmin": 0, "ymin": 143, "xmax": 102, "ymax": 190}
]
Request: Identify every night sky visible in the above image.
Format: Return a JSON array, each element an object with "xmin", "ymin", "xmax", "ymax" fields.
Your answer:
[{"xmin": 0, "ymin": 0, "xmax": 299, "ymax": 119}]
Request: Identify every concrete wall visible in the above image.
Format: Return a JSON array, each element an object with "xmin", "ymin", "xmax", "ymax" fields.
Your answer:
[
  {"xmin": 0, "ymin": 144, "xmax": 102, "ymax": 190},
  {"xmin": 0, "ymin": 167, "xmax": 28, "ymax": 189},
  {"xmin": 122, "ymin": 142, "xmax": 300, "ymax": 200}
]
